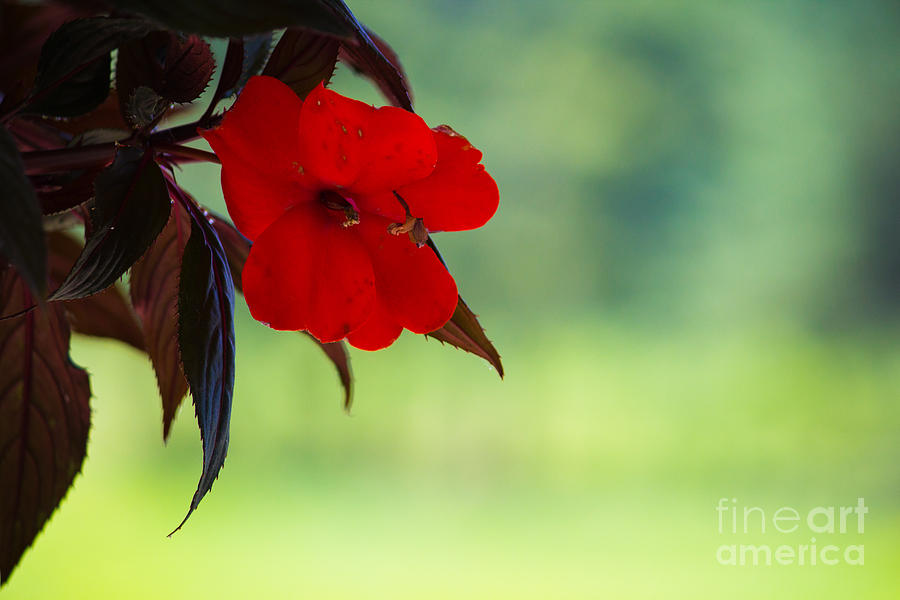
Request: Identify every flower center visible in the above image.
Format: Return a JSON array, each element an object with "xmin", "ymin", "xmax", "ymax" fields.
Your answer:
[{"xmin": 319, "ymin": 190, "xmax": 360, "ymax": 228}]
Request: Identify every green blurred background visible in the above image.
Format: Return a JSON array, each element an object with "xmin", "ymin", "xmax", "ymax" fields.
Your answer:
[{"xmin": 6, "ymin": 1, "xmax": 900, "ymax": 597}]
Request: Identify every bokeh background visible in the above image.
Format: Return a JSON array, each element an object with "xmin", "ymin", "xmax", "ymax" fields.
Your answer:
[{"xmin": 6, "ymin": 1, "xmax": 900, "ymax": 597}]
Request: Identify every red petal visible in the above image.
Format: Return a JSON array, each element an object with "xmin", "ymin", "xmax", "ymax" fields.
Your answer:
[
  {"xmin": 393, "ymin": 125, "xmax": 499, "ymax": 232},
  {"xmin": 357, "ymin": 215, "xmax": 458, "ymax": 335},
  {"xmin": 348, "ymin": 106, "xmax": 437, "ymax": 195},
  {"xmin": 241, "ymin": 203, "xmax": 376, "ymax": 342},
  {"xmin": 351, "ymin": 190, "xmax": 405, "ymax": 223},
  {"xmin": 219, "ymin": 161, "xmax": 315, "ymax": 241},
  {"xmin": 297, "ymin": 83, "xmax": 373, "ymax": 188},
  {"xmin": 346, "ymin": 299, "xmax": 403, "ymax": 351},
  {"xmin": 202, "ymin": 76, "xmax": 319, "ymax": 240}
]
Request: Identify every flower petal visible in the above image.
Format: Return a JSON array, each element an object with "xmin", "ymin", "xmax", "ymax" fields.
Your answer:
[
  {"xmin": 202, "ymin": 75, "xmax": 319, "ymax": 240},
  {"xmin": 351, "ymin": 190, "xmax": 405, "ymax": 223},
  {"xmin": 297, "ymin": 83, "xmax": 374, "ymax": 188},
  {"xmin": 357, "ymin": 215, "xmax": 458, "ymax": 335},
  {"xmin": 393, "ymin": 125, "xmax": 499, "ymax": 232},
  {"xmin": 219, "ymin": 161, "xmax": 316, "ymax": 241},
  {"xmin": 346, "ymin": 298, "xmax": 403, "ymax": 351},
  {"xmin": 242, "ymin": 203, "xmax": 376, "ymax": 342},
  {"xmin": 348, "ymin": 106, "xmax": 437, "ymax": 195}
]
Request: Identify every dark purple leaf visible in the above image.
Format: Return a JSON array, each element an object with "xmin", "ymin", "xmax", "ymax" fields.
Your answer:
[
  {"xmin": 87, "ymin": 0, "xmax": 359, "ymax": 38},
  {"xmin": 0, "ymin": 265, "xmax": 91, "ymax": 585},
  {"xmin": 263, "ymin": 28, "xmax": 339, "ymax": 99},
  {"xmin": 50, "ymin": 146, "xmax": 170, "ymax": 301},
  {"xmin": 221, "ymin": 33, "xmax": 274, "ymax": 100},
  {"xmin": 218, "ymin": 38, "xmax": 245, "ymax": 93},
  {"xmin": 172, "ymin": 198, "xmax": 235, "ymax": 533},
  {"xmin": 46, "ymin": 231, "xmax": 145, "ymax": 352},
  {"xmin": 130, "ymin": 202, "xmax": 190, "ymax": 440},
  {"xmin": 5, "ymin": 118, "xmax": 67, "ymax": 153},
  {"xmin": 428, "ymin": 296, "xmax": 504, "ymax": 378},
  {"xmin": 33, "ymin": 167, "xmax": 102, "ymax": 215},
  {"xmin": 339, "ymin": 25, "xmax": 412, "ymax": 111},
  {"xmin": 158, "ymin": 35, "xmax": 214, "ymax": 103},
  {"xmin": 206, "ymin": 38, "xmax": 244, "ymax": 111},
  {"xmin": 47, "ymin": 91, "xmax": 133, "ymax": 135},
  {"xmin": 0, "ymin": 124, "xmax": 46, "ymax": 297},
  {"xmin": 27, "ymin": 17, "xmax": 154, "ymax": 117},
  {"xmin": 116, "ymin": 31, "xmax": 214, "ymax": 119},
  {"xmin": 313, "ymin": 338, "xmax": 353, "ymax": 411},
  {"xmin": 0, "ymin": 2, "xmax": 88, "ymax": 113}
]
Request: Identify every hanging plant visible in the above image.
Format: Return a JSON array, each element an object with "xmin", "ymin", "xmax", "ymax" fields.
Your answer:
[{"xmin": 0, "ymin": 0, "xmax": 501, "ymax": 584}]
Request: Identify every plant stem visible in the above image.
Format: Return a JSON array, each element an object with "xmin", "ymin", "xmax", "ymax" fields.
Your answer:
[
  {"xmin": 22, "ymin": 143, "xmax": 117, "ymax": 174},
  {"xmin": 20, "ymin": 114, "xmax": 221, "ymax": 174}
]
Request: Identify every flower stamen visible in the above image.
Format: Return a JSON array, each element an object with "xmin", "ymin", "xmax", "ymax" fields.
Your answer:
[
  {"xmin": 389, "ymin": 191, "xmax": 429, "ymax": 247},
  {"xmin": 320, "ymin": 190, "xmax": 360, "ymax": 228}
]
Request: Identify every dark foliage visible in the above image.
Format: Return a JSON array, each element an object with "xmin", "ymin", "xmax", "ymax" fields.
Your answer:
[
  {"xmin": 0, "ymin": 1, "xmax": 499, "ymax": 584},
  {"xmin": 173, "ymin": 196, "xmax": 236, "ymax": 533}
]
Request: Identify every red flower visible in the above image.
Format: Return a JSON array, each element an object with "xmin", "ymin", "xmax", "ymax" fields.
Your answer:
[{"xmin": 201, "ymin": 76, "xmax": 498, "ymax": 350}]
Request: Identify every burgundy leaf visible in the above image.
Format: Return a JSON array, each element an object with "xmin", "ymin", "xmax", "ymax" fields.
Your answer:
[
  {"xmin": 50, "ymin": 146, "xmax": 171, "ymax": 301},
  {"xmin": 262, "ymin": 28, "xmax": 340, "ymax": 99},
  {"xmin": 428, "ymin": 296, "xmax": 504, "ymax": 378},
  {"xmin": 33, "ymin": 167, "xmax": 102, "ymax": 215},
  {"xmin": 218, "ymin": 38, "xmax": 245, "ymax": 93},
  {"xmin": 116, "ymin": 31, "xmax": 214, "ymax": 119},
  {"xmin": 81, "ymin": 0, "xmax": 360, "ymax": 38},
  {"xmin": 338, "ymin": 26, "xmax": 412, "ymax": 111},
  {"xmin": 0, "ymin": 1, "xmax": 88, "ymax": 113},
  {"xmin": 114, "ymin": 36, "xmax": 157, "ymax": 122},
  {"xmin": 0, "ymin": 265, "xmax": 91, "ymax": 585},
  {"xmin": 221, "ymin": 34, "xmax": 274, "ymax": 99},
  {"xmin": 6, "ymin": 118, "xmax": 67, "ymax": 153},
  {"xmin": 210, "ymin": 213, "xmax": 353, "ymax": 407},
  {"xmin": 159, "ymin": 35, "xmax": 214, "ymax": 103},
  {"xmin": 313, "ymin": 339, "xmax": 353, "ymax": 411},
  {"xmin": 0, "ymin": 124, "xmax": 46, "ymax": 297},
  {"xmin": 48, "ymin": 91, "xmax": 138, "ymax": 136},
  {"xmin": 171, "ymin": 191, "xmax": 235, "ymax": 533},
  {"xmin": 205, "ymin": 37, "xmax": 244, "ymax": 112},
  {"xmin": 27, "ymin": 16, "xmax": 154, "ymax": 117},
  {"xmin": 46, "ymin": 231, "xmax": 145, "ymax": 352},
  {"xmin": 130, "ymin": 202, "xmax": 190, "ymax": 440}
]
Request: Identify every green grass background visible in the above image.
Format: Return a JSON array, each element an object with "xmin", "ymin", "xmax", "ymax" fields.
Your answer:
[{"xmin": 5, "ymin": 0, "xmax": 900, "ymax": 597}]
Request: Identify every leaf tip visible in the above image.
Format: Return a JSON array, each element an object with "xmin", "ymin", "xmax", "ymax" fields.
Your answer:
[{"xmin": 168, "ymin": 508, "xmax": 193, "ymax": 538}]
